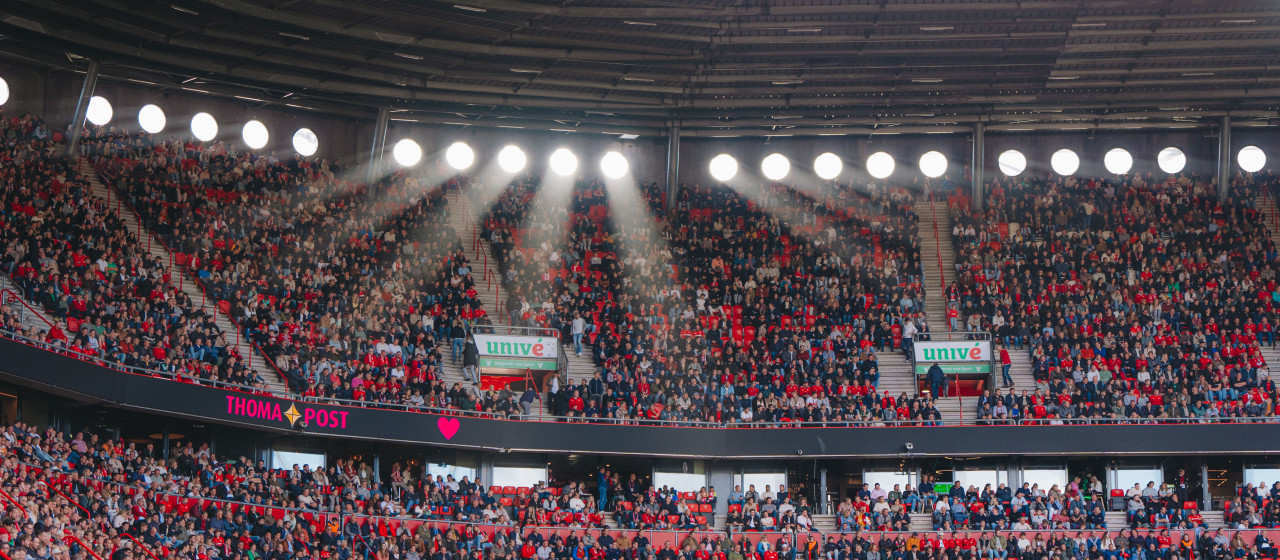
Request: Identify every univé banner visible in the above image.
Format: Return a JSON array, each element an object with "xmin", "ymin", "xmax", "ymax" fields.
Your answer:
[
  {"xmin": 913, "ymin": 340, "xmax": 991, "ymax": 362},
  {"xmin": 473, "ymin": 334, "xmax": 559, "ymax": 360},
  {"xmin": 912, "ymin": 340, "xmax": 992, "ymax": 374}
]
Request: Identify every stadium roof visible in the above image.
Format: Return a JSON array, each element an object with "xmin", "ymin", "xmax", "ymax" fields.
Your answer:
[{"xmin": 3, "ymin": 0, "xmax": 1280, "ymax": 136}]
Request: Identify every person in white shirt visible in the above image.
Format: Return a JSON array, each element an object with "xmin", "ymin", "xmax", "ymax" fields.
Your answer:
[{"xmin": 571, "ymin": 314, "xmax": 587, "ymax": 357}]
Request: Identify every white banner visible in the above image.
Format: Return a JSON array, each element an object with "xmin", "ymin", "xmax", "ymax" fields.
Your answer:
[
  {"xmin": 913, "ymin": 340, "xmax": 991, "ymax": 362},
  {"xmin": 474, "ymin": 334, "xmax": 560, "ymax": 359}
]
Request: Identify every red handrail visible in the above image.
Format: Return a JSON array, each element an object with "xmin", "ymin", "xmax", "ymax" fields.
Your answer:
[
  {"xmin": 925, "ymin": 186, "xmax": 965, "ymax": 421},
  {"xmin": 1265, "ymin": 178, "xmax": 1280, "ymax": 234},
  {"xmin": 120, "ymin": 534, "xmax": 162, "ymax": 560},
  {"xmin": 63, "ymin": 530, "xmax": 106, "ymax": 560},
  {"xmin": 929, "ymin": 195, "xmax": 949, "ymax": 331},
  {"xmin": 40, "ymin": 480, "xmax": 92, "ymax": 517},
  {"xmin": 0, "ymin": 486, "xmax": 28, "ymax": 519},
  {"xmin": 0, "ymin": 288, "xmax": 55, "ymax": 331}
]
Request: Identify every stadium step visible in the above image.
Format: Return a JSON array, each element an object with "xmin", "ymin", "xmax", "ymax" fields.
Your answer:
[
  {"xmin": 447, "ymin": 188, "xmax": 503, "ymax": 325},
  {"xmin": 434, "ymin": 339, "xmax": 479, "ymax": 389},
  {"xmin": 933, "ymin": 397, "xmax": 967, "ymax": 423},
  {"xmin": 0, "ymin": 275, "xmax": 60, "ymax": 335},
  {"xmin": 877, "ymin": 354, "xmax": 918, "ymax": 399},
  {"xmin": 917, "ymin": 198, "xmax": 952, "ymax": 333},
  {"xmin": 76, "ymin": 157, "xmax": 288, "ymax": 395},
  {"xmin": 1257, "ymin": 196, "xmax": 1280, "ymax": 247},
  {"xmin": 1257, "ymin": 196, "xmax": 1280, "ymax": 373},
  {"xmin": 1004, "ymin": 344, "xmax": 1037, "ymax": 389},
  {"xmin": 562, "ymin": 349, "xmax": 599, "ymax": 385}
]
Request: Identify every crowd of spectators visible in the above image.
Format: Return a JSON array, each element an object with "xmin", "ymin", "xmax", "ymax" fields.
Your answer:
[
  {"xmin": 483, "ymin": 172, "xmax": 937, "ymax": 426},
  {"xmin": 81, "ymin": 125, "xmax": 506, "ymax": 414},
  {"xmin": 0, "ymin": 112, "xmax": 266, "ymax": 390},
  {"xmin": 948, "ymin": 168, "xmax": 1280, "ymax": 423},
  {"xmin": 14, "ymin": 108, "xmax": 1280, "ymax": 429},
  {"xmin": 3, "ymin": 420, "xmax": 1280, "ymax": 560},
  {"xmin": 5, "ymin": 115, "xmax": 945, "ymax": 427}
]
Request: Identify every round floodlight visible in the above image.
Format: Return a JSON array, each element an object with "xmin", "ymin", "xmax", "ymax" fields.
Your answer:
[
  {"xmin": 998, "ymin": 150, "xmax": 1026, "ymax": 176},
  {"xmin": 814, "ymin": 152, "xmax": 842, "ymax": 180},
  {"xmin": 1157, "ymin": 147, "xmax": 1187, "ymax": 174},
  {"xmin": 445, "ymin": 142, "xmax": 475, "ymax": 170},
  {"xmin": 1103, "ymin": 148, "xmax": 1133, "ymax": 175},
  {"xmin": 761, "ymin": 153, "xmax": 791, "ymax": 181},
  {"xmin": 0, "ymin": 77, "xmax": 9, "ymax": 106},
  {"xmin": 600, "ymin": 151, "xmax": 629, "ymax": 179},
  {"xmin": 137, "ymin": 104, "xmax": 166, "ymax": 134},
  {"xmin": 498, "ymin": 145, "xmax": 527, "ymax": 173},
  {"xmin": 86, "ymin": 96, "xmax": 113, "ymax": 126},
  {"xmin": 866, "ymin": 151, "xmax": 895, "ymax": 179},
  {"xmin": 292, "ymin": 128, "xmax": 318, "ymax": 157},
  {"xmin": 549, "ymin": 148, "xmax": 578, "ymax": 177},
  {"xmin": 191, "ymin": 112, "xmax": 218, "ymax": 141},
  {"xmin": 242, "ymin": 120, "xmax": 269, "ymax": 150},
  {"xmin": 1239, "ymin": 145, "xmax": 1266, "ymax": 173},
  {"xmin": 1050, "ymin": 148, "xmax": 1080, "ymax": 176},
  {"xmin": 709, "ymin": 154, "xmax": 738, "ymax": 182},
  {"xmin": 393, "ymin": 138, "xmax": 423, "ymax": 167},
  {"xmin": 919, "ymin": 151, "xmax": 948, "ymax": 178}
]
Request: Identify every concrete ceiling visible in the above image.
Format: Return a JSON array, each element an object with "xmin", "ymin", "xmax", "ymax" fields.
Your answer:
[{"xmin": 4, "ymin": 0, "xmax": 1280, "ymax": 136}]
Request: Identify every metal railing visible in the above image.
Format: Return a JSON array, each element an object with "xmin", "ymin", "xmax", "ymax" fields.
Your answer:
[
  {"xmin": 0, "ymin": 326, "xmax": 285, "ymax": 398},
  {"xmin": 16, "ymin": 458, "xmax": 1253, "ymax": 551},
  {"xmin": 913, "ymin": 331, "xmax": 993, "ymax": 342},
  {"xmin": 4, "ymin": 323, "xmax": 1280, "ymax": 429},
  {"xmin": 0, "ymin": 287, "xmax": 55, "ymax": 331}
]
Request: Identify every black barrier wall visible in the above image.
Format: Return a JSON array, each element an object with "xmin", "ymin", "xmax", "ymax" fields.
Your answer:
[{"xmin": 5, "ymin": 338, "xmax": 1280, "ymax": 457}]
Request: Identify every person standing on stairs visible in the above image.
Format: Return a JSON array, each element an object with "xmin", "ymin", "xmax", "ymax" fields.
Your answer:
[
  {"xmin": 507, "ymin": 292, "xmax": 523, "ymax": 326},
  {"xmin": 928, "ymin": 363, "xmax": 946, "ymax": 399},
  {"xmin": 571, "ymin": 313, "xmax": 586, "ymax": 357},
  {"xmin": 902, "ymin": 319, "xmax": 917, "ymax": 357},
  {"xmin": 462, "ymin": 336, "xmax": 479, "ymax": 383},
  {"xmin": 450, "ymin": 319, "xmax": 466, "ymax": 364},
  {"xmin": 999, "ymin": 345, "xmax": 1014, "ymax": 388}
]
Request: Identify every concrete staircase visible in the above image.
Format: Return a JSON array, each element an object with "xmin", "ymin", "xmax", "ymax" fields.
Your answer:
[
  {"xmin": 76, "ymin": 157, "xmax": 287, "ymax": 395},
  {"xmin": 451, "ymin": 185, "xmax": 601, "ymax": 391},
  {"xmin": 0, "ymin": 275, "xmax": 60, "ymax": 335},
  {"xmin": 448, "ymin": 188, "xmax": 502, "ymax": 324},
  {"xmin": 918, "ymin": 200, "xmax": 952, "ymax": 332},
  {"xmin": 1257, "ymin": 196, "xmax": 1280, "ymax": 373},
  {"xmin": 877, "ymin": 354, "xmax": 917, "ymax": 401},
  {"xmin": 1004, "ymin": 343, "xmax": 1037, "ymax": 389},
  {"xmin": 444, "ymin": 187, "xmax": 600, "ymax": 394},
  {"xmin": 918, "ymin": 199, "xmax": 972, "ymax": 422},
  {"xmin": 434, "ymin": 339, "xmax": 477, "ymax": 389}
]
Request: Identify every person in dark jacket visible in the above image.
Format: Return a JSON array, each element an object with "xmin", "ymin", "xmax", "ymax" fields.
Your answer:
[
  {"xmin": 928, "ymin": 363, "xmax": 946, "ymax": 398},
  {"xmin": 462, "ymin": 336, "xmax": 479, "ymax": 382}
]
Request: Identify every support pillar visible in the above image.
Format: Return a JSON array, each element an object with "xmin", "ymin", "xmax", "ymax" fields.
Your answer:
[
  {"xmin": 665, "ymin": 126, "xmax": 681, "ymax": 210},
  {"xmin": 709, "ymin": 463, "xmax": 734, "ymax": 517},
  {"xmin": 1218, "ymin": 116, "xmax": 1231, "ymax": 203},
  {"xmin": 162, "ymin": 426, "xmax": 170, "ymax": 462},
  {"xmin": 64, "ymin": 60, "xmax": 100, "ymax": 158},
  {"xmin": 972, "ymin": 123, "xmax": 985, "ymax": 211},
  {"xmin": 819, "ymin": 467, "xmax": 829, "ymax": 514},
  {"xmin": 1201, "ymin": 463, "xmax": 1212, "ymax": 511},
  {"xmin": 366, "ymin": 107, "xmax": 391, "ymax": 185}
]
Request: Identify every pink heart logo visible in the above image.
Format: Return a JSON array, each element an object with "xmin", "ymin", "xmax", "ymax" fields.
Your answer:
[{"xmin": 437, "ymin": 417, "xmax": 460, "ymax": 440}]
